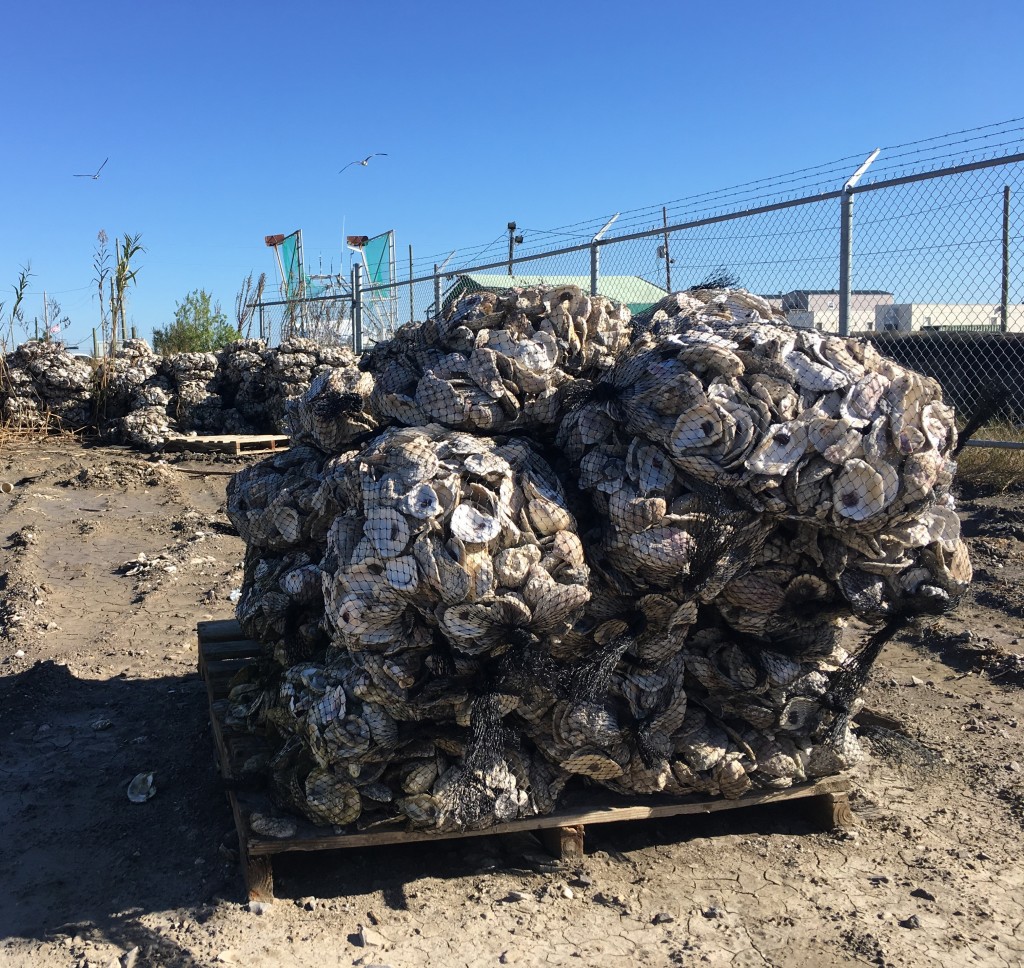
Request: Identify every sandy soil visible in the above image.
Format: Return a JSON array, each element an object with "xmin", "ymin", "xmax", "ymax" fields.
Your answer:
[{"xmin": 1, "ymin": 438, "xmax": 1023, "ymax": 968}]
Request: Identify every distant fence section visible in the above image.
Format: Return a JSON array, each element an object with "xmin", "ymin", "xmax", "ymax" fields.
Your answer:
[{"xmin": 257, "ymin": 151, "xmax": 1024, "ymax": 448}]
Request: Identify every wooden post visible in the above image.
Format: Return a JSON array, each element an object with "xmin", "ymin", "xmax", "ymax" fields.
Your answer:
[
  {"xmin": 92, "ymin": 328, "xmax": 98, "ymax": 359},
  {"xmin": 809, "ymin": 791, "xmax": 856, "ymax": 830},
  {"xmin": 539, "ymin": 824, "xmax": 585, "ymax": 863}
]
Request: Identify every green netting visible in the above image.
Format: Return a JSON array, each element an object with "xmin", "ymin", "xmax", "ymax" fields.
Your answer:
[
  {"xmin": 281, "ymin": 235, "xmax": 301, "ymax": 299},
  {"xmin": 363, "ymin": 232, "xmax": 392, "ymax": 286}
]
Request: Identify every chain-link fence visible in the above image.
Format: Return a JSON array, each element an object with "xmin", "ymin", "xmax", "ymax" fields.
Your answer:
[
  {"xmin": 257, "ymin": 151, "xmax": 1024, "ymax": 447},
  {"xmin": 256, "ymin": 294, "xmax": 355, "ymax": 349}
]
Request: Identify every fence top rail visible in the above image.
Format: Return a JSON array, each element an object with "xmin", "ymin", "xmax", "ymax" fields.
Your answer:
[
  {"xmin": 361, "ymin": 188, "xmax": 855, "ymax": 295},
  {"xmin": 260, "ymin": 150, "xmax": 1024, "ymax": 304},
  {"xmin": 257, "ymin": 293, "xmax": 352, "ymax": 309},
  {"xmin": 849, "ymin": 151, "xmax": 1024, "ymax": 195}
]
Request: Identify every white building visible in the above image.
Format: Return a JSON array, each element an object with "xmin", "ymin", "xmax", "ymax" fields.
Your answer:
[
  {"xmin": 875, "ymin": 303, "xmax": 1024, "ymax": 333},
  {"xmin": 762, "ymin": 290, "xmax": 894, "ymax": 333}
]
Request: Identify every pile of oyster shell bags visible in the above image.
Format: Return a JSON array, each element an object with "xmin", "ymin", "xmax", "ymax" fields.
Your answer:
[
  {"xmin": 1, "ymin": 340, "xmax": 94, "ymax": 428},
  {"xmin": 222, "ymin": 285, "xmax": 971, "ymax": 832},
  {"xmin": 1, "ymin": 336, "xmax": 368, "ymax": 446}
]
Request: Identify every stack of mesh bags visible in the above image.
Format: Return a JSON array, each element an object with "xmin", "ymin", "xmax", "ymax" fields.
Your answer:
[
  {"xmin": 93, "ymin": 339, "xmax": 175, "ymax": 448},
  {"xmin": 219, "ymin": 338, "xmax": 271, "ymax": 431},
  {"xmin": 260, "ymin": 338, "xmax": 353, "ymax": 431},
  {"xmin": 169, "ymin": 351, "xmax": 222, "ymax": 432},
  {"xmin": 223, "ymin": 285, "xmax": 971, "ymax": 832},
  {"xmin": 361, "ymin": 284, "xmax": 630, "ymax": 437},
  {"xmin": 0, "ymin": 340, "xmax": 94, "ymax": 428}
]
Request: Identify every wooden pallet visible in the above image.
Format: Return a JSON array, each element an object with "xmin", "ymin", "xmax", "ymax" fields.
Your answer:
[
  {"xmin": 198, "ymin": 620, "xmax": 855, "ymax": 901},
  {"xmin": 170, "ymin": 434, "xmax": 291, "ymax": 456}
]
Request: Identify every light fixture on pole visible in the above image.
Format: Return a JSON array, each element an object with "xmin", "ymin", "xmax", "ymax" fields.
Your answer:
[{"xmin": 507, "ymin": 222, "xmax": 523, "ymax": 276}]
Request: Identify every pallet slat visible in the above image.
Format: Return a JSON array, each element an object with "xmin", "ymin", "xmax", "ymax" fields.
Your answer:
[
  {"xmin": 197, "ymin": 618, "xmax": 244, "ymax": 642},
  {"xmin": 197, "ymin": 622, "xmax": 856, "ymax": 900},
  {"xmin": 235, "ymin": 774, "xmax": 852, "ymax": 857},
  {"xmin": 166, "ymin": 434, "xmax": 291, "ymax": 456}
]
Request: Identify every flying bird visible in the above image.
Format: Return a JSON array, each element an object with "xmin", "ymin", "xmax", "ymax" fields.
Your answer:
[
  {"xmin": 74, "ymin": 158, "xmax": 108, "ymax": 179},
  {"xmin": 339, "ymin": 153, "xmax": 387, "ymax": 173}
]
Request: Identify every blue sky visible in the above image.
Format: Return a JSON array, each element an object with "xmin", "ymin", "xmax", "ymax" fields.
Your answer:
[{"xmin": 2, "ymin": 0, "xmax": 1023, "ymax": 347}]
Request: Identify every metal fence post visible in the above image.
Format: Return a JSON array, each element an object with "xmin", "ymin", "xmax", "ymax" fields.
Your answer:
[
  {"xmin": 409, "ymin": 244, "xmax": 415, "ymax": 324},
  {"xmin": 352, "ymin": 263, "xmax": 364, "ymax": 354},
  {"xmin": 1001, "ymin": 185, "xmax": 1011, "ymax": 333},
  {"xmin": 838, "ymin": 150, "xmax": 880, "ymax": 336},
  {"xmin": 838, "ymin": 191, "xmax": 854, "ymax": 337},
  {"xmin": 433, "ymin": 264, "xmax": 442, "ymax": 320},
  {"xmin": 258, "ymin": 303, "xmax": 265, "ymax": 342},
  {"xmin": 589, "ymin": 214, "xmax": 618, "ymax": 298}
]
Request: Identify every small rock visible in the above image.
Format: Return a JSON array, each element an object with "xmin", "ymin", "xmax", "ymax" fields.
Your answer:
[
  {"xmin": 652, "ymin": 912, "xmax": 675, "ymax": 925},
  {"xmin": 910, "ymin": 888, "xmax": 936, "ymax": 901},
  {"xmin": 899, "ymin": 914, "xmax": 921, "ymax": 929},
  {"xmin": 355, "ymin": 926, "xmax": 386, "ymax": 947},
  {"xmin": 14, "ymin": 650, "xmax": 25, "ymax": 659},
  {"xmin": 300, "ymin": 896, "xmax": 317, "ymax": 911},
  {"xmin": 90, "ymin": 719, "xmax": 113, "ymax": 731},
  {"xmin": 502, "ymin": 891, "xmax": 529, "ymax": 903},
  {"xmin": 569, "ymin": 873, "xmax": 593, "ymax": 888},
  {"xmin": 521, "ymin": 852, "xmax": 561, "ymax": 873},
  {"xmin": 215, "ymin": 951, "xmax": 236, "ymax": 964},
  {"xmin": 702, "ymin": 905, "xmax": 723, "ymax": 919},
  {"xmin": 247, "ymin": 901, "xmax": 268, "ymax": 915},
  {"xmin": 909, "ymin": 676, "xmax": 925, "ymax": 687},
  {"xmin": 1007, "ymin": 761, "xmax": 1022, "ymax": 774},
  {"xmin": 560, "ymin": 886, "xmax": 574, "ymax": 900},
  {"xmin": 121, "ymin": 948, "xmax": 140, "ymax": 968}
]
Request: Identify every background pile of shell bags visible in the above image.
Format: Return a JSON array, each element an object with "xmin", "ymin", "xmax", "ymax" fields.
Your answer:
[
  {"xmin": 224, "ymin": 285, "xmax": 972, "ymax": 832},
  {"xmin": 0, "ymin": 336, "xmax": 357, "ymax": 448}
]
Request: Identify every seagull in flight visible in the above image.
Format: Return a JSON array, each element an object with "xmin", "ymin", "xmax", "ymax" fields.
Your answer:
[
  {"xmin": 74, "ymin": 158, "xmax": 108, "ymax": 179},
  {"xmin": 339, "ymin": 153, "xmax": 387, "ymax": 173}
]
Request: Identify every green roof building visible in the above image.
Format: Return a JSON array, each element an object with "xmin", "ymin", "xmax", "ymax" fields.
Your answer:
[{"xmin": 443, "ymin": 273, "xmax": 667, "ymax": 316}]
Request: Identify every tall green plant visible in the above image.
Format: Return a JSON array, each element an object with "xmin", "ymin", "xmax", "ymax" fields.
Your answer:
[
  {"xmin": 6, "ymin": 262, "xmax": 33, "ymax": 348},
  {"xmin": 112, "ymin": 233, "xmax": 144, "ymax": 345},
  {"xmin": 93, "ymin": 230, "xmax": 111, "ymax": 350}
]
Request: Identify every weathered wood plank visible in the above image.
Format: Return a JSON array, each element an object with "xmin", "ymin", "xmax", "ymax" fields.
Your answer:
[
  {"xmin": 197, "ymin": 618, "xmax": 244, "ymax": 643},
  {"xmin": 202, "ymin": 639, "xmax": 263, "ymax": 663},
  {"xmin": 239, "ymin": 776, "xmax": 853, "ymax": 856}
]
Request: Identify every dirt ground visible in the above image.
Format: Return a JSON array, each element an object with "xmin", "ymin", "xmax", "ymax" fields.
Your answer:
[{"xmin": 1, "ymin": 438, "xmax": 1022, "ymax": 968}]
